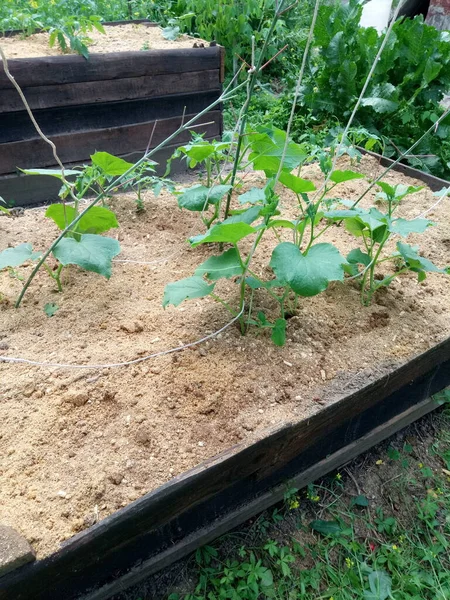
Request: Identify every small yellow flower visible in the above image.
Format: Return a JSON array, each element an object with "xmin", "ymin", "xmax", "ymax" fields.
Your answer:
[
  {"xmin": 345, "ymin": 558, "xmax": 354, "ymax": 568},
  {"xmin": 336, "ymin": 473, "xmax": 342, "ymax": 480},
  {"xmin": 418, "ymin": 462, "xmax": 424, "ymax": 468},
  {"xmin": 376, "ymin": 460, "xmax": 384, "ymax": 465},
  {"xmin": 289, "ymin": 499, "xmax": 300, "ymax": 510}
]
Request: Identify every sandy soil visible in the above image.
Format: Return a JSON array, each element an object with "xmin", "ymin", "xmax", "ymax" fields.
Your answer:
[
  {"xmin": 0, "ymin": 156, "xmax": 449, "ymax": 558},
  {"xmin": 0, "ymin": 23, "xmax": 208, "ymax": 59}
]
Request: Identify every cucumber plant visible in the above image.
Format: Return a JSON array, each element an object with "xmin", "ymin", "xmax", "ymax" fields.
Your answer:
[
  {"xmin": 163, "ymin": 127, "xmax": 450, "ymax": 344},
  {"xmin": 324, "ymin": 183, "xmax": 450, "ymax": 305},
  {"xmin": 163, "ymin": 127, "xmax": 369, "ymax": 345}
]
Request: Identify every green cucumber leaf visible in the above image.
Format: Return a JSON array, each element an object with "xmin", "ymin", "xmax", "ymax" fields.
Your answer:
[
  {"xmin": 222, "ymin": 206, "xmax": 261, "ymax": 225},
  {"xmin": 46, "ymin": 205, "xmax": 118, "ymax": 234},
  {"xmin": 177, "ymin": 184, "xmax": 231, "ymax": 211},
  {"xmin": 21, "ymin": 168, "xmax": 82, "ymax": 180},
  {"xmin": 91, "ymin": 152, "xmax": 134, "ymax": 176},
  {"xmin": 329, "ymin": 170, "xmax": 365, "ymax": 184},
  {"xmin": 388, "ymin": 217, "xmax": 432, "ymax": 238},
  {"xmin": 397, "ymin": 242, "xmax": 447, "ymax": 278},
  {"xmin": 347, "ymin": 248, "xmax": 371, "ymax": 266},
  {"xmin": 163, "ymin": 276, "xmax": 215, "ymax": 307},
  {"xmin": 0, "ymin": 243, "xmax": 41, "ymax": 270},
  {"xmin": 195, "ymin": 248, "xmax": 243, "ymax": 280},
  {"xmin": 190, "ymin": 222, "xmax": 256, "ymax": 247},
  {"xmin": 52, "ymin": 234, "xmax": 120, "ymax": 278},
  {"xmin": 278, "ymin": 171, "xmax": 316, "ymax": 193},
  {"xmin": 270, "ymin": 242, "xmax": 346, "ymax": 297},
  {"xmin": 238, "ymin": 187, "xmax": 267, "ymax": 205},
  {"xmin": 271, "ymin": 318, "xmax": 287, "ymax": 347}
]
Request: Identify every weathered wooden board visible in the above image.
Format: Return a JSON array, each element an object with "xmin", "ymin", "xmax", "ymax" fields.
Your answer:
[
  {"xmin": 0, "ymin": 111, "xmax": 221, "ymax": 175},
  {"xmin": 0, "ymin": 142, "xmax": 214, "ymax": 207},
  {"xmin": 0, "ymin": 91, "xmax": 220, "ymax": 143},
  {"xmin": 0, "ymin": 47, "xmax": 223, "ymax": 89},
  {"xmin": 0, "ymin": 69, "xmax": 221, "ymax": 113},
  {"xmin": 0, "ymin": 335, "xmax": 449, "ymax": 600},
  {"xmin": 358, "ymin": 147, "xmax": 450, "ymax": 192}
]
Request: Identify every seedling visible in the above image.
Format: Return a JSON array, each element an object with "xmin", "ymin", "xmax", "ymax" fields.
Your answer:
[
  {"xmin": 325, "ymin": 183, "xmax": 450, "ymax": 305},
  {"xmin": 163, "ymin": 127, "xmax": 369, "ymax": 345}
]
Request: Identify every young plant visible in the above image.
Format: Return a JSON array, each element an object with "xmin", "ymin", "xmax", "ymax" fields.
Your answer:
[
  {"xmin": 325, "ymin": 183, "xmax": 450, "ymax": 305},
  {"xmin": 163, "ymin": 126, "xmax": 360, "ymax": 346},
  {"xmin": 0, "ymin": 153, "xmax": 133, "ymax": 294}
]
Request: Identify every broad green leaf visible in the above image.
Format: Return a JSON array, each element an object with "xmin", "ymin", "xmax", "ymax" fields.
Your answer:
[
  {"xmin": 238, "ymin": 187, "xmax": 266, "ymax": 205},
  {"xmin": 162, "ymin": 25, "xmax": 180, "ymax": 40},
  {"xmin": 249, "ymin": 127, "xmax": 307, "ymax": 174},
  {"xmin": 21, "ymin": 168, "xmax": 81, "ymax": 180},
  {"xmin": 44, "ymin": 302, "xmax": 59, "ymax": 317},
  {"xmin": 397, "ymin": 242, "xmax": 447, "ymax": 278},
  {"xmin": 389, "ymin": 217, "xmax": 432, "ymax": 238},
  {"xmin": 361, "ymin": 97, "xmax": 399, "ymax": 113},
  {"xmin": 222, "ymin": 206, "xmax": 261, "ymax": 225},
  {"xmin": 347, "ymin": 248, "xmax": 371, "ymax": 266},
  {"xmin": 195, "ymin": 248, "xmax": 243, "ymax": 280},
  {"xmin": 278, "ymin": 172, "xmax": 316, "ymax": 193},
  {"xmin": 190, "ymin": 223, "xmax": 256, "ymax": 247},
  {"xmin": 52, "ymin": 234, "xmax": 120, "ymax": 278},
  {"xmin": 377, "ymin": 182, "xmax": 423, "ymax": 202},
  {"xmin": 77, "ymin": 206, "xmax": 119, "ymax": 234},
  {"xmin": 270, "ymin": 242, "xmax": 346, "ymax": 297},
  {"xmin": 162, "ymin": 276, "xmax": 214, "ymax": 307},
  {"xmin": 324, "ymin": 209, "xmax": 360, "ymax": 220},
  {"xmin": 329, "ymin": 170, "xmax": 365, "ymax": 184},
  {"xmin": 46, "ymin": 204, "xmax": 76, "ymax": 230},
  {"xmin": 268, "ymin": 219, "xmax": 296, "ymax": 230},
  {"xmin": 0, "ymin": 243, "xmax": 41, "ymax": 270},
  {"xmin": 245, "ymin": 277, "xmax": 283, "ymax": 290},
  {"xmin": 345, "ymin": 217, "xmax": 366, "ymax": 238},
  {"xmin": 271, "ymin": 319, "xmax": 286, "ymax": 347},
  {"xmin": 310, "ymin": 520, "xmax": 342, "ymax": 537},
  {"xmin": 46, "ymin": 205, "xmax": 119, "ymax": 234},
  {"xmin": 364, "ymin": 571, "xmax": 392, "ymax": 600},
  {"xmin": 91, "ymin": 152, "xmax": 134, "ymax": 176},
  {"xmin": 177, "ymin": 185, "xmax": 231, "ymax": 211}
]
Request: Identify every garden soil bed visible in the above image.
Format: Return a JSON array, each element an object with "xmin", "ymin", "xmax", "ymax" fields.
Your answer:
[
  {"xmin": 0, "ymin": 23, "xmax": 206, "ymax": 58},
  {"xmin": 0, "ymin": 156, "xmax": 449, "ymax": 562}
]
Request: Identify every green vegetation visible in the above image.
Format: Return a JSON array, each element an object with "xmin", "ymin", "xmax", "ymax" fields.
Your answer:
[
  {"xmin": 162, "ymin": 126, "xmax": 449, "ymax": 344},
  {"xmin": 1, "ymin": 0, "xmax": 450, "ymax": 176},
  {"xmin": 133, "ymin": 397, "xmax": 450, "ymax": 600}
]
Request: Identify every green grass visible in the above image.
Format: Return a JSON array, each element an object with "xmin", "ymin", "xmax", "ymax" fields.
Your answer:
[{"xmin": 129, "ymin": 393, "xmax": 450, "ymax": 600}]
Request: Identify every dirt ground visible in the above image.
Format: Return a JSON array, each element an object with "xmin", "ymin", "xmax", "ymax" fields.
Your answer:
[
  {"xmin": 0, "ymin": 23, "xmax": 208, "ymax": 59},
  {"xmin": 0, "ymin": 156, "xmax": 449, "ymax": 558}
]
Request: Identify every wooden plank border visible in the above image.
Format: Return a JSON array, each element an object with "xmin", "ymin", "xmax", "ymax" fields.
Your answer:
[
  {"xmin": 0, "ymin": 69, "xmax": 221, "ymax": 113},
  {"xmin": 0, "ymin": 47, "xmax": 222, "ymax": 89},
  {"xmin": 1, "ymin": 337, "xmax": 449, "ymax": 600},
  {"xmin": 85, "ymin": 395, "xmax": 440, "ymax": 600},
  {"xmin": 357, "ymin": 147, "xmax": 450, "ymax": 192},
  {"xmin": 0, "ymin": 111, "xmax": 221, "ymax": 175}
]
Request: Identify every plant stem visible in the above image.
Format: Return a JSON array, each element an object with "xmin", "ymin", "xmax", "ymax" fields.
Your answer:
[{"xmin": 223, "ymin": 1, "xmax": 290, "ymax": 220}]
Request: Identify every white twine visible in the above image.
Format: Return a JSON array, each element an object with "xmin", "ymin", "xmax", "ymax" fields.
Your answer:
[{"xmin": 0, "ymin": 308, "xmax": 244, "ymax": 370}]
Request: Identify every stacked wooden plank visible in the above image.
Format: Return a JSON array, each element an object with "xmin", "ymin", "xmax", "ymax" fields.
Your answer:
[{"xmin": 0, "ymin": 46, "xmax": 224, "ymax": 206}]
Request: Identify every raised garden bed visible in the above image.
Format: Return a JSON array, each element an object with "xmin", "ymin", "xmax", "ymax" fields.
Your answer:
[
  {"xmin": 0, "ymin": 153, "xmax": 449, "ymax": 599},
  {"xmin": 0, "ymin": 23, "xmax": 224, "ymax": 206}
]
